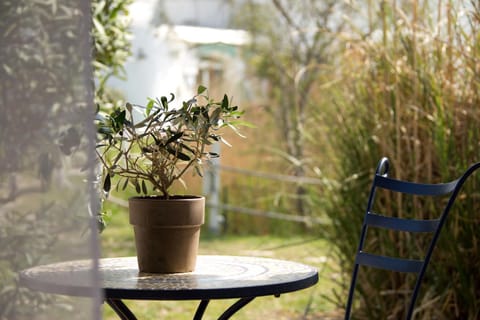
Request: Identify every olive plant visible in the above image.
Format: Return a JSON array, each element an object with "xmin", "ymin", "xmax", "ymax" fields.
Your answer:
[{"xmin": 96, "ymin": 86, "xmax": 246, "ymax": 198}]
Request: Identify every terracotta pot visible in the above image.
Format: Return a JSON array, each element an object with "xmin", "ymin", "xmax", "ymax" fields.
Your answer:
[{"xmin": 128, "ymin": 196, "xmax": 205, "ymax": 273}]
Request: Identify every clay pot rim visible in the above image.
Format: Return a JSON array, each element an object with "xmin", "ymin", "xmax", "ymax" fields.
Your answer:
[
  {"xmin": 129, "ymin": 195, "xmax": 204, "ymax": 202},
  {"xmin": 134, "ymin": 224, "xmax": 203, "ymax": 229}
]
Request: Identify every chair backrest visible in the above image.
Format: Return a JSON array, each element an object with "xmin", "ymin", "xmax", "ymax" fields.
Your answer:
[{"xmin": 344, "ymin": 157, "xmax": 480, "ymax": 320}]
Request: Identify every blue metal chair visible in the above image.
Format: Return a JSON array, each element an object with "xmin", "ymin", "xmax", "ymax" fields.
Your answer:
[{"xmin": 345, "ymin": 157, "xmax": 480, "ymax": 319}]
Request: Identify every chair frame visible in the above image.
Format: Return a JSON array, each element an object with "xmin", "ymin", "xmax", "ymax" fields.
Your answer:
[{"xmin": 344, "ymin": 157, "xmax": 480, "ymax": 320}]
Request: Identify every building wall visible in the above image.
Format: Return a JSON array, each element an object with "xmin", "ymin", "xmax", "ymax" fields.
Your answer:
[
  {"xmin": 153, "ymin": 0, "xmax": 234, "ymax": 28},
  {"xmin": 107, "ymin": 0, "xmax": 250, "ymax": 105}
]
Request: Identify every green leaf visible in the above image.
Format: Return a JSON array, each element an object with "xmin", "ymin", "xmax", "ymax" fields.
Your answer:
[
  {"xmin": 161, "ymin": 96, "xmax": 168, "ymax": 109},
  {"xmin": 229, "ymin": 119, "xmax": 255, "ymax": 128},
  {"xmin": 221, "ymin": 94, "xmax": 229, "ymax": 110},
  {"xmin": 103, "ymin": 173, "xmax": 111, "ymax": 192},
  {"xmin": 113, "ymin": 110, "xmax": 126, "ymax": 127},
  {"xmin": 209, "ymin": 134, "xmax": 220, "ymax": 141},
  {"xmin": 92, "ymin": 17, "xmax": 107, "ymax": 39},
  {"xmin": 180, "ymin": 143, "xmax": 195, "ymax": 154},
  {"xmin": 176, "ymin": 151, "xmax": 191, "ymax": 161},
  {"xmin": 122, "ymin": 178, "xmax": 129, "ymax": 191},
  {"xmin": 194, "ymin": 165, "xmax": 204, "ymax": 177},
  {"xmin": 166, "ymin": 146, "xmax": 191, "ymax": 161},
  {"xmin": 126, "ymin": 102, "xmax": 132, "ymax": 112},
  {"xmin": 197, "ymin": 85, "xmax": 207, "ymax": 95},
  {"xmin": 109, "ymin": 3, "xmax": 123, "ymax": 19},
  {"xmin": 190, "ymin": 106, "xmax": 199, "ymax": 114},
  {"xmin": 93, "ymin": 0, "xmax": 106, "ymax": 16},
  {"xmin": 95, "ymin": 112, "xmax": 106, "ymax": 122},
  {"xmin": 97, "ymin": 126, "xmax": 113, "ymax": 135},
  {"xmin": 210, "ymin": 107, "xmax": 222, "ymax": 124},
  {"xmin": 165, "ymin": 132, "xmax": 184, "ymax": 145},
  {"xmin": 134, "ymin": 179, "xmax": 141, "ymax": 194},
  {"xmin": 200, "ymin": 107, "xmax": 210, "ymax": 123},
  {"xmin": 220, "ymin": 136, "xmax": 232, "ymax": 147},
  {"xmin": 97, "ymin": 215, "xmax": 106, "ymax": 233},
  {"xmin": 146, "ymin": 100, "xmax": 154, "ymax": 116},
  {"xmin": 227, "ymin": 123, "xmax": 246, "ymax": 138}
]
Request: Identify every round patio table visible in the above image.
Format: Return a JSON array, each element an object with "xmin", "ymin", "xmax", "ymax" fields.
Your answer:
[{"xmin": 19, "ymin": 255, "xmax": 319, "ymax": 320}]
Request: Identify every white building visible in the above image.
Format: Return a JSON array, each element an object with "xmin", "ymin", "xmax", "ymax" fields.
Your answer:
[{"xmin": 108, "ymin": 0, "xmax": 251, "ymax": 105}]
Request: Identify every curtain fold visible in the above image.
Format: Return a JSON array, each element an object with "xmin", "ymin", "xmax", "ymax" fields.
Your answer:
[{"xmin": 0, "ymin": 1, "xmax": 101, "ymax": 319}]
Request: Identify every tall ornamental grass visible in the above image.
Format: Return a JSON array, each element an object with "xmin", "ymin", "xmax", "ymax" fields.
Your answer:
[{"xmin": 320, "ymin": 0, "xmax": 480, "ymax": 318}]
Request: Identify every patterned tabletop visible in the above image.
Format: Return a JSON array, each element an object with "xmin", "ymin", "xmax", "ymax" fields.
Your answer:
[{"xmin": 20, "ymin": 255, "xmax": 318, "ymax": 300}]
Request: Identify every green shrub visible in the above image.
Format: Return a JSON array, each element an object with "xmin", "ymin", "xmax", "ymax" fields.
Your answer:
[{"xmin": 321, "ymin": 1, "xmax": 480, "ymax": 318}]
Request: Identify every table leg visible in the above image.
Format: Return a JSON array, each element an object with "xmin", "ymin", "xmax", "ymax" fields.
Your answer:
[
  {"xmin": 193, "ymin": 300, "xmax": 210, "ymax": 320},
  {"xmin": 106, "ymin": 298, "xmax": 138, "ymax": 320},
  {"xmin": 217, "ymin": 297, "xmax": 255, "ymax": 320},
  {"xmin": 106, "ymin": 297, "xmax": 255, "ymax": 320}
]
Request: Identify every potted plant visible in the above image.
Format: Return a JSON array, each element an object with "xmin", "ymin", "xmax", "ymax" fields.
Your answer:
[{"xmin": 96, "ymin": 85, "xmax": 246, "ymax": 273}]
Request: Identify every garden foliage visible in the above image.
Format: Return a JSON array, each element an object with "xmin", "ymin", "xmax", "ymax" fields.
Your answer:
[
  {"xmin": 234, "ymin": 0, "xmax": 479, "ymax": 318},
  {"xmin": 321, "ymin": 1, "xmax": 480, "ymax": 318}
]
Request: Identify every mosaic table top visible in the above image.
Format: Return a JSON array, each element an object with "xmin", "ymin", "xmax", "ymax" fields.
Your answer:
[{"xmin": 19, "ymin": 255, "xmax": 318, "ymax": 300}]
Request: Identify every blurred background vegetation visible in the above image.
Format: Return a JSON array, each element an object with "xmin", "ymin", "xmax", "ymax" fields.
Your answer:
[{"xmin": 211, "ymin": 0, "xmax": 480, "ymax": 318}]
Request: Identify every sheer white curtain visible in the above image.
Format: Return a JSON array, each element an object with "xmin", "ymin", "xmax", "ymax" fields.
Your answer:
[{"xmin": 0, "ymin": 1, "xmax": 101, "ymax": 319}]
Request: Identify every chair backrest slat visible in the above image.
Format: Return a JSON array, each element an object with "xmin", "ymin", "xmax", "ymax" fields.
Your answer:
[
  {"xmin": 344, "ymin": 157, "xmax": 480, "ymax": 320},
  {"xmin": 374, "ymin": 175, "xmax": 459, "ymax": 196},
  {"xmin": 356, "ymin": 252, "xmax": 423, "ymax": 273},
  {"xmin": 365, "ymin": 212, "xmax": 440, "ymax": 233}
]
